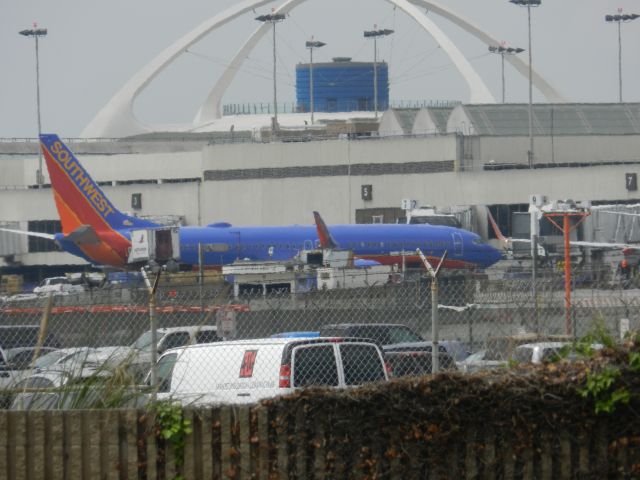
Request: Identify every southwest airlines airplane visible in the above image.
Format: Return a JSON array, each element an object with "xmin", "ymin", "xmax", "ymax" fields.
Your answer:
[{"xmin": 2, "ymin": 134, "xmax": 502, "ymax": 270}]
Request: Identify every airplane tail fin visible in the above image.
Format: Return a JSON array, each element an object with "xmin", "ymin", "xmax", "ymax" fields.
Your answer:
[
  {"xmin": 40, "ymin": 134, "xmax": 158, "ymax": 235},
  {"xmin": 313, "ymin": 211, "xmax": 339, "ymax": 249},
  {"xmin": 486, "ymin": 207, "xmax": 508, "ymax": 243}
]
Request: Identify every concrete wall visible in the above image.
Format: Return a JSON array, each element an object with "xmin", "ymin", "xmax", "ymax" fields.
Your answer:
[
  {"xmin": 1, "ymin": 134, "xmax": 640, "ymax": 268},
  {"xmin": 203, "ymin": 136, "xmax": 457, "ymax": 171},
  {"xmin": 478, "ymin": 135, "xmax": 640, "ymax": 167}
]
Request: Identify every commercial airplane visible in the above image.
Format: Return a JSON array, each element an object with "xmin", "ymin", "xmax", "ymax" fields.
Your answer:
[{"xmin": 1, "ymin": 134, "xmax": 502, "ymax": 271}]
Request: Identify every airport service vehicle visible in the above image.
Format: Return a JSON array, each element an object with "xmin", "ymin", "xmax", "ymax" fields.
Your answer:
[
  {"xmin": 154, "ymin": 337, "xmax": 389, "ymax": 405},
  {"xmin": 0, "ymin": 134, "xmax": 502, "ymax": 271},
  {"xmin": 318, "ymin": 323, "xmax": 457, "ymax": 375},
  {"xmin": 33, "ymin": 276, "xmax": 85, "ymax": 295}
]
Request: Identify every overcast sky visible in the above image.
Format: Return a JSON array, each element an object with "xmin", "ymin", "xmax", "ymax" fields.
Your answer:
[{"xmin": 3, "ymin": 0, "xmax": 640, "ymax": 138}]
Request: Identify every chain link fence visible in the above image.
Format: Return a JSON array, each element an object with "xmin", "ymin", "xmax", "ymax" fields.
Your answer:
[{"xmin": 0, "ymin": 265, "xmax": 637, "ymax": 409}]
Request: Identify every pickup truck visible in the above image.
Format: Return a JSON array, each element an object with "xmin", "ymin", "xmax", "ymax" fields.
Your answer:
[
  {"xmin": 319, "ymin": 323, "xmax": 459, "ymax": 376},
  {"xmin": 33, "ymin": 276, "xmax": 85, "ymax": 295}
]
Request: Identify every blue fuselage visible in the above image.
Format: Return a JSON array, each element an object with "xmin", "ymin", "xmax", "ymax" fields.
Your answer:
[{"xmin": 175, "ymin": 223, "xmax": 502, "ymax": 269}]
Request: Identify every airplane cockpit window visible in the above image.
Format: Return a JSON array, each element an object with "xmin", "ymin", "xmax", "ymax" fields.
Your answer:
[{"xmin": 472, "ymin": 238, "xmax": 487, "ymax": 245}]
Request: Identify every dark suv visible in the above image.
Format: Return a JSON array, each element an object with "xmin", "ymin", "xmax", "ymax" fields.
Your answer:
[
  {"xmin": 0, "ymin": 325, "xmax": 59, "ymax": 350},
  {"xmin": 318, "ymin": 323, "xmax": 456, "ymax": 376}
]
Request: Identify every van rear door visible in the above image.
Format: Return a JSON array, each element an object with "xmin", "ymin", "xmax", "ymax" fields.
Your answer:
[
  {"xmin": 291, "ymin": 344, "xmax": 340, "ymax": 387},
  {"xmin": 337, "ymin": 343, "xmax": 387, "ymax": 385},
  {"xmin": 290, "ymin": 341, "xmax": 387, "ymax": 388}
]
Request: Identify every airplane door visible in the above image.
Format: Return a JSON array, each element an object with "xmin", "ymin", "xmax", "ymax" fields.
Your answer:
[
  {"xmin": 304, "ymin": 240, "xmax": 314, "ymax": 251},
  {"xmin": 452, "ymin": 233, "xmax": 463, "ymax": 256}
]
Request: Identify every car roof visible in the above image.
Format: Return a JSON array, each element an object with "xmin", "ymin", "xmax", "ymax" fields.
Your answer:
[
  {"xmin": 516, "ymin": 342, "xmax": 571, "ymax": 349},
  {"xmin": 0, "ymin": 325, "xmax": 40, "ymax": 329},
  {"xmin": 157, "ymin": 325, "xmax": 217, "ymax": 334},
  {"xmin": 162, "ymin": 336, "xmax": 377, "ymax": 355},
  {"xmin": 321, "ymin": 323, "xmax": 401, "ymax": 328}
]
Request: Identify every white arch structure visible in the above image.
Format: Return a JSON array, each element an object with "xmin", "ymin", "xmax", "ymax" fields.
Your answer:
[{"xmin": 81, "ymin": 0, "xmax": 566, "ymax": 138}]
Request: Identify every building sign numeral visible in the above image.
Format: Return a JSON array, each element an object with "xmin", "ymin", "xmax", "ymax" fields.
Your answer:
[
  {"xmin": 626, "ymin": 173, "xmax": 637, "ymax": 191},
  {"xmin": 361, "ymin": 185, "xmax": 373, "ymax": 201}
]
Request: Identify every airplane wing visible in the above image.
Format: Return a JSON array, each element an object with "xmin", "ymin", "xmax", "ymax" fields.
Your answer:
[
  {"xmin": 0, "ymin": 225, "xmax": 101, "ymax": 245},
  {"xmin": 0, "ymin": 227, "xmax": 55, "ymax": 240}
]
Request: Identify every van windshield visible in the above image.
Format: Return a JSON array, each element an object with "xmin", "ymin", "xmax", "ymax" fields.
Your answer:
[{"xmin": 156, "ymin": 353, "xmax": 178, "ymax": 392}]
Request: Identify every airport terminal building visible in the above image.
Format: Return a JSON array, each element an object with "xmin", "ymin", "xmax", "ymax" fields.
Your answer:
[{"xmin": 1, "ymin": 102, "xmax": 640, "ymax": 278}]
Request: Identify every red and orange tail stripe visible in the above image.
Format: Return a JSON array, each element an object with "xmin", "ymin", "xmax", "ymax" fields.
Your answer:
[{"xmin": 41, "ymin": 136, "xmax": 130, "ymax": 266}]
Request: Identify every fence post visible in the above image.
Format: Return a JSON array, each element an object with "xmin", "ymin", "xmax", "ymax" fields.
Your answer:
[
  {"xmin": 416, "ymin": 249, "xmax": 448, "ymax": 374},
  {"xmin": 431, "ymin": 276, "xmax": 439, "ymax": 374},
  {"xmin": 142, "ymin": 268, "xmax": 162, "ymax": 399}
]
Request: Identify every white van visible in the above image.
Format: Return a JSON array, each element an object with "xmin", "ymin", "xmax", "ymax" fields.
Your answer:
[{"xmin": 154, "ymin": 337, "xmax": 389, "ymax": 405}]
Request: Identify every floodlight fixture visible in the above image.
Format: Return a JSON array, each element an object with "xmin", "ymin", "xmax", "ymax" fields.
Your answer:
[
  {"xmin": 510, "ymin": 0, "xmax": 539, "ymax": 168},
  {"xmin": 363, "ymin": 27, "xmax": 394, "ymax": 119},
  {"xmin": 256, "ymin": 11, "xmax": 287, "ymax": 139},
  {"xmin": 605, "ymin": 10, "xmax": 639, "ymax": 102},
  {"xmin": 306, "ymin": 38, "xmax": 326, "ymax": 124},
  {"xmin": 488, "ymin": 43, "xmax": 525, "ymax": 102},
  {"xmin": 19, "ymin": 24, "xmax": 48, "ymax": 187}
]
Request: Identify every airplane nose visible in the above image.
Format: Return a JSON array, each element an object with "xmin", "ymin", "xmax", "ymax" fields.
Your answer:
[{"xmin": 486, "ymin": 244, "xmax": 503, "ymax": 267}]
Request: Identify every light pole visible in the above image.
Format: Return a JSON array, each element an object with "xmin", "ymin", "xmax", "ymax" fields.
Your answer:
[
  {"xmin": 510, "ymin": 0, "xmax": 540, "ymax": 168},
  {"xmin": 363, "ymin": 27, "xmax": 393, "ymax": 119},
  {"xmin": 488, "ymin": 44, "xmax": 525, "ymax": 103},
  {"xmin": 256, "ymin": 11, "xmax": 286, "ymax": 140},
  {"xmin": 19, "ymin": 24, "xmax": 47, "ymax": 187},
  {"xmin": 306, "ymin": 38, "xmax": 326, "ymax": 125},
  {"xmin": 605, "ymin": 10, "xmax": 640, "ymax": 103}
]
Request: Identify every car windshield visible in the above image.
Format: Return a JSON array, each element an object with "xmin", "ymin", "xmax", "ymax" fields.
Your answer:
[
  {"xmin": 463, "ymin": 350, "xmax": 487, "ymax": 363},
  {"xmin": 388, "ymin": 326, "xmax": 424, "ymax": 344},
  {"xmin": 132, "ymin": 331, "xmax": 167, "ymax": 349},
  {"xmin": 513, "ymin": 347, "xmax": 534, "ymax": 363},
  {"xmin": 34, "ymin": 350, "xmax": 70, "ymax": 369},
  {"xmin": 345, "ymin": 326, "xmax": 422, "ymax": 345}
]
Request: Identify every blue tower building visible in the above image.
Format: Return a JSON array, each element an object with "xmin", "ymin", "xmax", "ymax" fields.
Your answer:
[{"xmin": 296, "ymin": 57, "xmax": 389, "ymax": 113}]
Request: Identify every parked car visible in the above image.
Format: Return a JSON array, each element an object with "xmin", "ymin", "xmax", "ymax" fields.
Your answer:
[
  {"xmin": 10, "ymin": 366, "xmax": 145, "ymax": 411},
  {"xmin": 32, "ymin": 347, "xmax": 93, "ymax": 372},
  {"xmin": 318, "ymin": 323, "xmax": 457, "ymax": 376},
  {"xmin": 33, "ymin": 276, "xmax": 85, "ymax": 295},
  {"xmin": 0, "ymin": 346, "xmax": 58, "ymax": 407},
  {"xmin": 512, "ymin": 342, "xmax": 604, "ymax": 364},
  {"xmin": 152, "ymin": 337, "xmax": 389, "ymax": 405},
  {"xmin": 0, "ymin": 347, "xmax": 58, "ymax": 388},
  {"xmin": 426, "ymin": 340, "xmax": 471, "ymax": 362},
  {"xmin": 10, "ymin": 345, "xmax": 148, "ymax": 410},
  {"xmin": 127, "ymin": 326, "xmax": 222, "ymax": 381},
  {"xmin": 456, "ymin": 350, "xmax": 507, "ymax": 374},
  {"xmin": 0, "ymin": 325, "xmax": 60, "ymax": 350}
]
